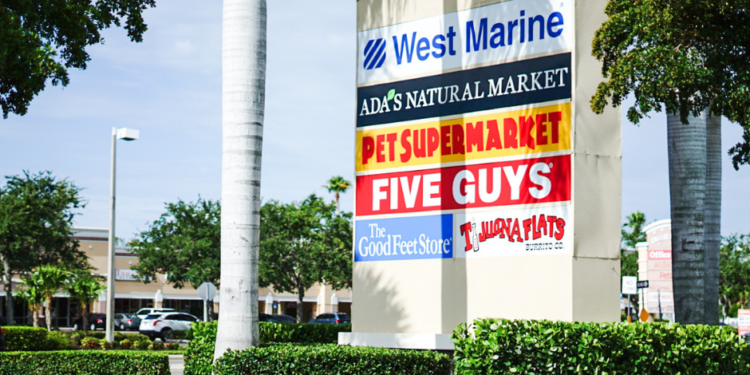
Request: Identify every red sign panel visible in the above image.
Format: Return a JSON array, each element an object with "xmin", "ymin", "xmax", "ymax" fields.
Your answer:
[{"xmin": 356, "ymin": 155, "xmax": 570, "ymax": 216}]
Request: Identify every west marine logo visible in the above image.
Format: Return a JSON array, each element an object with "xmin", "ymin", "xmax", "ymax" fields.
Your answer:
[{"xmin": 363, "ymin": 38, "xmax": 386, "ymax": 70}]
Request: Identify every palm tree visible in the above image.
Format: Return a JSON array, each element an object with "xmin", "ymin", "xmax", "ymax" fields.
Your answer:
[
  {"xmin": 214, "ymin": 0, "xmax": 266, "ymax": 359},
  {"xmin": 667, "ymin": 110, "xmax": 721, "ymax": 325},
  {"xmin": 33, "ymin": 264, "xmax": 69, "ymax": 331},
  {"xmin": 68, "ymin": 270, "xmax": 105, "ymax": 334},
  {"xmin": 17, "ymin": 277, "xmax": 44, "ymax": 327},
  {"xmin": 323, "ymin": 176, "xmax": 351, "ymax": 213}
]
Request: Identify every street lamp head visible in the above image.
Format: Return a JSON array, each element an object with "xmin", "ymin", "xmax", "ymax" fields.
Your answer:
[{"xmin": 116, "ymin": 128, "xmax": 140, "ymax": 141}]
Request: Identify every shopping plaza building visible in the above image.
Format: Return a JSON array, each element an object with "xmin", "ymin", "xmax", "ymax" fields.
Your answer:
[{"xmin": 0, "ymin": 227, "xmax": 351, "ymax": 327}]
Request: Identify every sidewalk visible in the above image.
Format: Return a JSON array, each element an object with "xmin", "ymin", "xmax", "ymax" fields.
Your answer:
[{"xmin": 169, "ymin": 355, "xmax": 184, "ymax": 375}]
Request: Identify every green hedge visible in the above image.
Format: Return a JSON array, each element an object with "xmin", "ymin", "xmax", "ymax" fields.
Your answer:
[
  {"xmin": 2, "ymin": 327, "xmax": 49, "ymax": 351},
  {"xmin": 214, "ymin": 343, "xmax": 451, "ymax": 375},
  {"xmin": 0, "ymin": 351, "xmax": 169, "ymax": 375},
  {"xmin": 453, "ymin": 319, "xmax": 750, "ymax": 374},
  {"xmin": 184, "ymin": 321, "xmax": 352, "ymax": 375}
]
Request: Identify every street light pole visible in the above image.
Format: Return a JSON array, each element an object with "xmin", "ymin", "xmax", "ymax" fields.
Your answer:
[{"xmin": 106, "ymin": 127, "xmax": 139, "ymax": 343}]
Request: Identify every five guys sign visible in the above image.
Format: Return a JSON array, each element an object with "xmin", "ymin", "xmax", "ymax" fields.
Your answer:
[{"xmin": 355, "ymin": 0, "xmax": 574, "ymax": 261}]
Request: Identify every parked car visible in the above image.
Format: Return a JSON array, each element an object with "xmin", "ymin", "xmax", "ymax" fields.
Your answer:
[
  {"xmin": 115, "ymin": 313, "xmax": 141, "ymax": 331},
  {"xmin": 135, "ymin": 308, "xmax": 175, "ymax": 320},
  {"xmin": 0, "ymin": 325, "xmax": 6, "ymax": 351},
  {"xmin": 309, "ymin": 312, "xmax": 350, "ymax": 324},
  {"xmin": 259, "ymin": 313, "xmax": 279, "ymax": 323},
  {"xmin": 139, "ymin": 312, "xmax": 199, "ymax": 341},
  {"xmin": 272, "ymin": 314, "xmax": 297, "ymax": 324},
  {"xmin": 73, "ymin": 313, "xmax": 106, "ymax": 331}
]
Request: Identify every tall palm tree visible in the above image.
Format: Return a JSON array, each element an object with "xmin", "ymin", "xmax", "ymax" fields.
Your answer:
[
  {"xmin": 668, "ymin": 110, "xmax": 721, "ymax": 325},
  {"xmin": 68, "ymin": 270, "xmax": 105, "ymax": 334},
  {"xmin": 17, "ymin": 277, "xmax": 44, "ymax": 327},
  {"xmin": 214, "ymin": 0, "xmax": 266, "ymax": 359},
  {"xmin": 323, "ymin": 176, "xmax": 351, "ymax": 213},
  {"xmin": 33, "ymin": 264, "xmax": 69, "ymax": 331}
]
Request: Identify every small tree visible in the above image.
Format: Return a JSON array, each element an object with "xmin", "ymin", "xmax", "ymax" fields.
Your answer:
[
  {"xmin": 33, "ymin": 264, "xmax": 69, "ymax": 331},
  {"xmin": 259, "ymin": 195, "xmax": 350, "ymax": 322},
  {"xmin": 16, "ymin": 277, "xmax": 44, "ymax": 327},
  {"xmin": 68, "ymin": 270, "xmax": 105, "ymax": 334},
  {"xmin": 720, "ymin": 234, "xmax": 750, "ymax": 317},
  {"xmin": 131, "ymin": 198, "xmax": 220, "ymax": 288}
]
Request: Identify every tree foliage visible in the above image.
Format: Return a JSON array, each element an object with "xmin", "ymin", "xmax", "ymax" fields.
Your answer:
[
  {"xmin": 620, "ymin": 211, "xmax": 646, "ymax": 278},
  {"xmin": 16, "ymin": 276, "xmax": 44, "ymax": 327},
  {"xmin": 33, "ymin": 264, "xmax": 69, "ymax": 331},
  {"xmin": 322, "ymin": 176, "xmax": 351, "ymax": 211},
  {"xmin": 591, "ymin": 0, "xmax": 750, "ymax": 169},
  {"xmin": 0, "ymin": 171, "xmax": 88, "ymax": 324},
  {"xmin": 719, "ymin": 234, "xmax": 750, "ymax": 316},
  {"xmin": 259, "ymin": 195, "xmax": 352, "ymax": 322},
  {"xmin": 131, "ymin": 198, "xmax": 221, "ymax": 289},
  {"xmin": 0, "ymin": 0, "xmax": 156, "ymax": 118}
]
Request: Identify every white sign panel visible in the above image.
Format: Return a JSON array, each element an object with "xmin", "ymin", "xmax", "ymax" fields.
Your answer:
[
  {"xmin": 454, "ymin": 205, "xmax": 570, "ymax": 258},
  {"xmin": 357, "ymin": 0, "xmax": 574, "ymax": 85},
  {"xmin": 115, "ymin": 269, "xmax": 140, "ymax": 281},
  {"xmin": 621, "ymin": 276, "xmax": 637, "ymax": 295}
]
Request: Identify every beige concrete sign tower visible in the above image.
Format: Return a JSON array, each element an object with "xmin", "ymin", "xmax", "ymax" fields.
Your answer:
[{"xmin": 343, "ymin": 0, "xmax": 621, "ymax": 349}]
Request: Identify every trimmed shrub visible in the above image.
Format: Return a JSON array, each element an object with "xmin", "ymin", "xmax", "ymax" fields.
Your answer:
[
  {"xmin": 0, "ymin": 351, "xmax": 169, "ymax": 375},
  {"xmin": 171, "ymin": 329, "xmax": 194, "ymax": 340},
  {"xmin": 184, "ymin": 322, "xmax": 354, "ymax": 375},
  {"xmin": 137, "ymin": 339, "xmax": 152, "ymax": 350},
  {"xmin": 1, "ymin": 327, "xmax": 49, "ymax": 351},
  {"xmin": 120, "ymin": 339, "xmax": 133, "ymax": 349},
  {"xmin": 184, "ymin": 321, "xmax": 218, "ymax": 375},
  {"xmin": 165, "ymin": 342, "xmax": 181, "ymax": 350},
  {"xmin": 453, "ymin": 319, "xmax": 750, "ymax": 374},
  {"xmin": 81, "ymin": 336, "xmax": 100, "ymax": 349},
  {"xmin": 214, "ymin": 343, "xmax": 451, "ymax": 375},
  {"xmin": 128, "ymin": 333, "xmax": 152, "ymax": 342},
  {"xmin": 46, "ymin": 330, "xmax": 76, "ymax": 350},
  {"xmin": 99, "ymin": 339, "xmax": 116, "ymax": 350},
  {"xmin": 150, "ymin": 341, "xmax": 165, "ymax": 350},
  {"xmin": 69, "ymin": 333, "xmax": 82, "ymax": 346},
  {"xmin": 260, "ymin": 322, "xmax": 351, "ymax": 344}
]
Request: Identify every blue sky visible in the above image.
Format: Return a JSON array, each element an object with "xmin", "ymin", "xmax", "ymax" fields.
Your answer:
[{"xmin": 1, "ymin": 0, "xmax": 747, "ymax": 240}]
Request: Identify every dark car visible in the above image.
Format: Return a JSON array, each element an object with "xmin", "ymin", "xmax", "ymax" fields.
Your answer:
[
  {"xmin": 0, "ymin": 325, "xmax": 6, "ymax": 351},
  {"xmin": 272, "ymin": 314, "xmax": 297, "ymax": 324},
  {"xmin": 115, "ymin": 313, "xmax": 141, "ymax": 331},
  {"xmin": 309, "ymin": 312, "xmax": 350, "ymax": 324},
  {"xmin": 259, "ymin": 313, "xmax": 279, "ymax": 323},
  {"xmin": 73, "ymin": 313, "xmax": 106, "ymax": 331}
]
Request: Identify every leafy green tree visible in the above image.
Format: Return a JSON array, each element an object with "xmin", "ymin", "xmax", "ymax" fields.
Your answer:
[
  {"xmin": 68, "ymin": 270, "xmax": 105, "ymax": 334},
  {"xmin": 322, "ymin": 176, "xmax": 351, "ymax": 213},
  {"xmin": 0, "ymin": 0, "xmax": 156, "ymax": 118},
  {"xmin": 16, "ymin": 277, "xmax": 44, "ymax": 327},
  {"xmin": 621, "ymin": 212, "xmax": 647, "ymax": 250},
  {"xmin": 0, "ymin": 171, "xmax": 88, "ymax": 325},
  {"xmin": 131, "ymin": 199, "xmax": 221, "ymax": 288},
  {"xmin": 259, "ymin": 195, "xmax": 352, "ymax": 323},
  {"xmin": 589, "ymin": 0, "xmax": 750, "ymax": 325},
  {"xmin": 719, "ymin": 234, "xmax": 750, "ymax": 317},
  {"xmin": 33, "ymin": 264, "xmax": 69, "ymax": 331}
]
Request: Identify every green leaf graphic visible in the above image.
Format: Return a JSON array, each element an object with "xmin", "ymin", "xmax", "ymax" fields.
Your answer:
[{"xmin": 387, "ymin": 89, "xmax": 396, "ymax": 101}]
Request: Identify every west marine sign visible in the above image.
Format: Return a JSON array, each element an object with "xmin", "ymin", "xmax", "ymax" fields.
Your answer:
[{"xmin": 357, "ymin": 0, "xmax": 573, "ymax": 85}]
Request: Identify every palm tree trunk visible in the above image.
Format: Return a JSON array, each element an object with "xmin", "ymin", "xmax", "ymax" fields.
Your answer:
[
  {"xmin": 31, "ymin": 304, "xmax": 38, "ymax": 327},
  {"xmin": 82, "ymin": 302, "xmax": 89, "ymax": 334},
  {"xmin": 668, "ymin": 110, "xmax": 708, "ymax": 324},
  {"xmin": 704, "ymin": 114, "xmax": 721, "ymax": 325},
  {"xmin": 45, "ymin": 296, "xmax": 53, "ymax": 331},
  {"xmin": 2, "ymin": 255, "xmax": 13, "ymax": 325},
  {"xmin": 214, "ymin": 0, "xmax": 266, "ymax": 360},
  {"xmin": 297, "ymin": 285, "xmax": 305, "ymax": 323}
]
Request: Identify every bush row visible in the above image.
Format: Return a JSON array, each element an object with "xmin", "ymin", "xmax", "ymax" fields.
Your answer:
[
  {"xmin": 0, "ymin": 351, "xmax": 170, "ymax": 375},
  {"xmin": 214, "ymin": 344, "xmax": 451, "ymax": 375},
  {"xmin": 184, "ymin": 321, "xmax": 352, "ymax": 375},
  {"xmin": 1, "ymin": 326, "xmax": 171, "ymax": 351},
  {"xmin": 453, "ymin": 319, "xmax": 750, "ymax": 374}
]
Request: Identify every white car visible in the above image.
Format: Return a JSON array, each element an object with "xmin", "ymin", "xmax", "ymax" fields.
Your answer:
[
  {"xmin": 134, "ymin": 308, "xmax": 176, "ymax": 320},
  {"xmin": 139, "ymin": 312, "xmax": 199, "ymax": 340}
]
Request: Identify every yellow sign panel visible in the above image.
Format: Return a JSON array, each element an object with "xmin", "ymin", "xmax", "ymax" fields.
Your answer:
[
  {"xmin": 356, "ymin": 103, "xmax": 571, "ymax": 172},
  {"xmin": 640, "ymin": 308, "xmax": 650, "ymax": 322}
]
